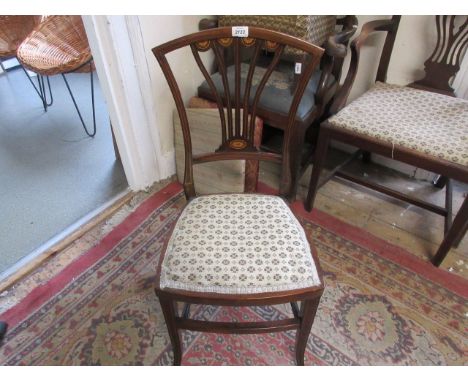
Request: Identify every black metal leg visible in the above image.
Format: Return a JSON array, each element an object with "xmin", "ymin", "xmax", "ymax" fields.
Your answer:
[
  {"xmin": 37, "ymin": 74, "xmax": 53, "ymax": 111},
  {"xmin": 21, "ymin": 66, "xmax": 53, "ymax": 111},
  {"xmin": 288, "ymin": 127, "xmax": 307, "ymax": 202},
  {"xmin": 62, "ymin": 62, "xmax": 96, "ymax": 137}
]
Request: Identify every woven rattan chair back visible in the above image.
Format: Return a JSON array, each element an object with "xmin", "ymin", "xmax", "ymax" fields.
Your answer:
[
  {"xmin": 153, "ymin": 27, "xmax": 324, "ymax": 199},
  {"xmin": 17, "ymin": 15, "xmax": 92, "ymax": 76},
  {"xmin": 0, "ymin": 16, "xmax": 41, "ymax": 59}
]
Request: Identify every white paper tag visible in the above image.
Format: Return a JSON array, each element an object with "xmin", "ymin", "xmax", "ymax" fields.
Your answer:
[
  {"xmin": 295, "ymin": 62, "xmax": 302, "ymax": 74},
  {"xmin": 232, "ymin": 26, "xmax": 249, "ymax": 37}
]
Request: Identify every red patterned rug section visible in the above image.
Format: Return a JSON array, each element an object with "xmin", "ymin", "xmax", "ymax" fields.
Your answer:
[{"xmin": 1, "ymin": 182, "xmax": 467, "ymax": 365}]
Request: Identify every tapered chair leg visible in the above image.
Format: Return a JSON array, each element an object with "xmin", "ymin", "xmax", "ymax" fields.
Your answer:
[
  {"xmin": 305, "ymin": 128, "xmax": 330, "ymax": 211},
  {"xmin": 159, "ymin": 297, "xmax": 182, "ymax": 366},
  {"xmin": 295, "ymin": 298, "xmax": 321, "ymax": 366}
]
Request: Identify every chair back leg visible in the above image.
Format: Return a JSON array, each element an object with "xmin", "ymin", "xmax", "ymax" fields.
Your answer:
[
  {"xmin": 305, "ymin": 127, "xmax": 331, "ymax": 211},
  {"xmin": 432, "ymin": 196, "xmax": 468, "ymax": 266}
]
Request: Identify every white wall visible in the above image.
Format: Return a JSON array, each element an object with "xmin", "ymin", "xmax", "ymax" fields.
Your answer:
[{"xmin": 138, "ymin": 15, "xmax": 213, "ymax": 157}]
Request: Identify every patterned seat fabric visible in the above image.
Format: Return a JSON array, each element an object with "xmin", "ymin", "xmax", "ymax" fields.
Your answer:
[
  {"xmin": 218, "ymin": 15, "xmax": 336, "ymax": 59},
  {"xmin": 328, "ymin": 82, "xmax": 468, "ymax": 167},
  {"xmin": 160, "ymin": 194, "xmax": 321, "ymax": 294}
]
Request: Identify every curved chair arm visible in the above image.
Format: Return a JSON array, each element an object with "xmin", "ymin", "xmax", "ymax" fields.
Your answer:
[
  {"xmin": 328, "ymin": 15, "xmax": 359, "ymax": 58},
  {"xmin": 328, "ymin": 16, "xmax": 401, "ymax": 115},
  {"xmin": 314, "ymin": 16, "xmax": 358, "ymax": 113}
]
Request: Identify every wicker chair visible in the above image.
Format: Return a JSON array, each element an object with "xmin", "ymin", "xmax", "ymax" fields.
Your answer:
[
  {"xmin": 0, "ymin": 15, "xmax": 52, "ymax": 110},
  {"xmin": 17, "ymin": 15, "xmax": 96, "ymax": 137}
]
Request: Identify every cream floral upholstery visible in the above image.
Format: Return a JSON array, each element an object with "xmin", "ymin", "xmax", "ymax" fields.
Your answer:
[
  {"xmin": 328, "ymin": 82, "xmax": 468, "ymax": 167},
  {"xmin": 160, "ymin": 194, "xmax": 321, "ymax": 294},
  {"xmin": 218, "ymin": 15, "xmax": 336, "ymax": 59}
]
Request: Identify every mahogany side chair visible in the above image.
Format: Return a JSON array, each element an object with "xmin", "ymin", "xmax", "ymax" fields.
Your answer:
[
  {"xmin": 152, "ymin": 27, "xmax": 325, "ymax": 365},
  {"xmin": 305, "ymin": 15, "xmax": 468, "ymax": 267}
]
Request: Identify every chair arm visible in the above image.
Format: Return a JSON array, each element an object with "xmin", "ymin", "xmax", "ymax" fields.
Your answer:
[
  {"xmin": 327, "ymin": 15, "xmax": 358, "ymax": 58},
  {"xmin": 314, "ymin": 16, "xmax": 358, "ymax": 111},
  {"xmin": 328, "ymin": 17, "xmax": 400, "ymax": 115},
  {"xmin": 199, "ymin": 18, "xmax": 218, "ymax": 31}
]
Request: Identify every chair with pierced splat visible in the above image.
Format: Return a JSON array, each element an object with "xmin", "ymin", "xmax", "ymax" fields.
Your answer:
[{"xmin": 153, "ymin": 26, "xmax": 326, "ymax": 365}]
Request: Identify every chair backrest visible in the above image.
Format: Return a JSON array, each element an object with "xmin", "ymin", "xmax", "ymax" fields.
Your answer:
[
  {"xmin": 411, "ymin": 15, "xmax": 468, "ymax": 96},
  {"xmin": 333, "ymin": 15, "xmax": 468, "ymax": 112},
  {"xmin": 153, "ymin": 27, "xmax": 324, "ymax": 199},
  {"xmin": 329, "ymin": 16, "xmax": 402, "ymax": 114},
  {"xmin": 0, "ymin": 16, "xmax": 42, "ymax": 58},
  {"xmin": 17, "ymin": 15, "xmax": 92, "ymax": 75}
]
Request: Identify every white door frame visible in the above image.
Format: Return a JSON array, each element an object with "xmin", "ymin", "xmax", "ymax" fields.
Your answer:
[{"xmin": 82, "ymin": 15, "xmax": 174, "ymax": 191}]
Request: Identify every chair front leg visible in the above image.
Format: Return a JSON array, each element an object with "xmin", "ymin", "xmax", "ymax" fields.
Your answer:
[
  {"xmin": 295, "ymin": 297, "xmax": 321, "ymax": 366},
  {"xmin": 305, "ymin": 127, "xmax": 331, "ymax": 211},
  {"xmin": 159, "ymin": 296, "xmax": 182, "ymax": 365}
]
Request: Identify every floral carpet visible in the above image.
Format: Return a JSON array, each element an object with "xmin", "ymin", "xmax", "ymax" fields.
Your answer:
[{"xmin": 0, "ymin": 182, "xmax": 466, "ymax": 365}]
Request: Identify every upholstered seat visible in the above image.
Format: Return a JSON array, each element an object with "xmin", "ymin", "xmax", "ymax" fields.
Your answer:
[
  {"xmin": 160, "ymin": 193, "xmax": 321, "ymax": 294},
  {"xmin": 198, "ymin": 62, "xmax": 336, "ymax": 124},
  {"xmin": 327, "ymin": 82, "xmax": 468, "ymax": 167}
]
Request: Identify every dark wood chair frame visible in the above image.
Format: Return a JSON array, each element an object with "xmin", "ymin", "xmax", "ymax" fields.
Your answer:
[
  {"xmin": 153, "ymin": 27, "xmax": 325, "ymax": 365},
  {"xmin": 305, "ymin": 16, "xmax": 468, "ymax": 267},
  {"xmin": 198, "ymin": 16, "xmax": 358, "ymax": 200}
]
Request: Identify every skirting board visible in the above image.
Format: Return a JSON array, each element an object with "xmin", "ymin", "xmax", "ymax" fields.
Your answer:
[{"xmin": 0, "ymin": 188, "xmax": 132, "ymax": 291}]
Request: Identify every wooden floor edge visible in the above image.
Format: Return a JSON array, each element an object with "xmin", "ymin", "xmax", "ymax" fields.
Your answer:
[{"xmin": 0, "ymin": 190, "xmax": 134, "ymax": 293}]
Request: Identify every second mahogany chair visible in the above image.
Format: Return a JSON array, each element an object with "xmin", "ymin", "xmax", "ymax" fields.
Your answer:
[
  {"xmin": 153, "ymin": 27, "xmax": 325, "ymax": 365},
  {"xmin": 305, "ymin": 16, "xmax": 468, "ymax": 267}
]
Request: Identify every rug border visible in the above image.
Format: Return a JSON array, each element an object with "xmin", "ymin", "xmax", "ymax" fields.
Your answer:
[{"xmin": 0, "ymin": 182, "xmax": 184, "ymax": 327}]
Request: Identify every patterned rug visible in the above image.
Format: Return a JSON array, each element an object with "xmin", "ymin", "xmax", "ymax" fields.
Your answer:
[{"xmin": 0, "ymin": 182, "xmax": 467, "ymax": 365}]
